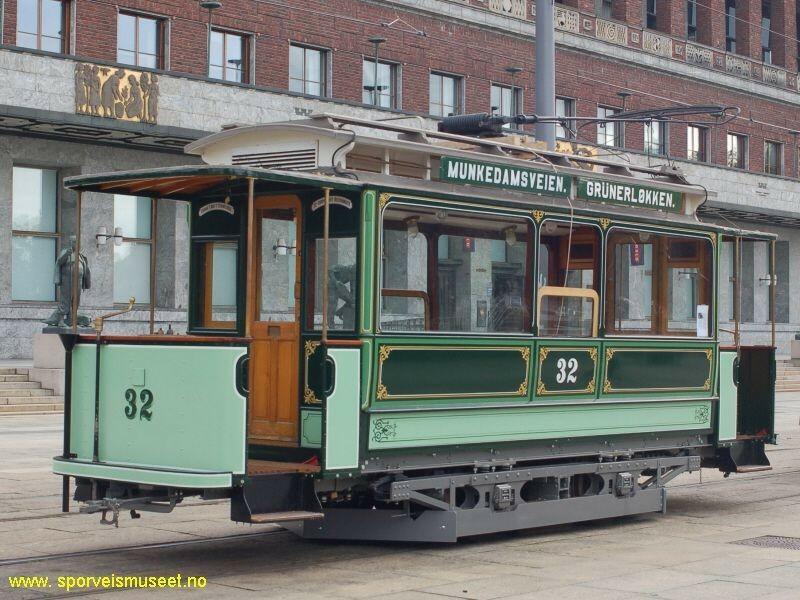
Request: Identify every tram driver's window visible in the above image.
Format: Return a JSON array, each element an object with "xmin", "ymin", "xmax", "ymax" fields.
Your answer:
[
  {"xmin": 606, "ymin": 230, "xmax": 712, "ymax": 336},
  {"xmin": 537, "ymin": 221, "xmax": 600, "ymax": 337},
  {"xmin": 309, "ymin": 237, "xmax": 357, "ymax": 331},
  {"xmin": 381, "ymin": 204, "xmax": 532, "ymax": 333},
  {"xmin": 195, "ymin": 241, "xmax": 238, "ymax": 329}
]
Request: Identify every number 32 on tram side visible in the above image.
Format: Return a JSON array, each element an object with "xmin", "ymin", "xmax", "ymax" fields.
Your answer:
[{"xmin": 53, "ymin": 114, "xmax": 777, "ymax": 542}]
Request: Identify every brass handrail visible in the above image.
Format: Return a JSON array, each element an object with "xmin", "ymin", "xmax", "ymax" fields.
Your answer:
[{"xmin": 92, "ymin": 297, "xmax": 136, "ymax": 334}]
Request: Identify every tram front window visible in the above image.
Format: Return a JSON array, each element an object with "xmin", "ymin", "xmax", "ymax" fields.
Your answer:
[
  {"xmin": 195, "ymin": 240, "xmax": 238, "ymax": 329},
  {"xmin": 309, "ymin": 237, "xmax": 357, "ymax": 331},
  {"xmin": 381, "ymin": 203, "xmax": 532, "ymax": 334}
]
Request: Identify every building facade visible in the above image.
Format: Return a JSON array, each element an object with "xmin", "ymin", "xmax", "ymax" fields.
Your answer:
[{"xmin": 1, "ymin": 0, "xmax": 798, "ymax": 358}]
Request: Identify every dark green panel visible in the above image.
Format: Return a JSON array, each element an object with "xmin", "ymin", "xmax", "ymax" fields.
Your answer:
[
  {"xmin": 378, "ymin": 345, "xmax": 530, "ymax": 400},
  {"xmin": 303, "ymin": 339, "xmax": 324, "ymax": 405},
  {"xmin": 537, "ymin": 347, "xmax": 597, "ymax": 396},
  {"xmin": 604, "ymin": 348, "xmax": 712, "ymax": 393}
]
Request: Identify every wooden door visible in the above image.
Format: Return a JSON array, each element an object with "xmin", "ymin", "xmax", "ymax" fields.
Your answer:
[{"xmin": 249, "ymin": 196, "xmax": 302, "ymax": 446}]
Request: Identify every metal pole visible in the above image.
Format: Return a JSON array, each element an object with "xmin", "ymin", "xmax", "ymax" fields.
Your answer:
[
  {"xmin": 245, "ymin": 177, "xmax": 255, "ymax": 337},
  {"xmin": 149, "ymin": 197, "xmax": 158, "ymax": 334},
  {"xmin": 71, "ymin": 191, "xmax": 82, "ymax": 333},
  {"xmin": 535, "ymin": 0, "xmax": 556, "ymax": 150},
  {"xmin": 321, "ymin": 187, "xmax": 331, "ymax": 343}
]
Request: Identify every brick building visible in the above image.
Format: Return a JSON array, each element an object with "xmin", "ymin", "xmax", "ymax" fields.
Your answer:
[{"xmin": 0, "ymin": 0, "xmax": 798, "ymax": 360}]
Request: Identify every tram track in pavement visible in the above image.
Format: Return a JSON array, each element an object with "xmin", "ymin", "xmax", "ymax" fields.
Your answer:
[{"xmin": 0, "ymin": 529, "xmax": 290, "ymax": 568}]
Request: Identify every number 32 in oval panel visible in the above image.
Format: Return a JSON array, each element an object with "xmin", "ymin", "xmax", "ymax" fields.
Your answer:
[{"xmin": 537, "ymin": 347, "xmax": 598, "ymax": 396}]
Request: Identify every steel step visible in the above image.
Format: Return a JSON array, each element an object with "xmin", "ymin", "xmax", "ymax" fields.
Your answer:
[{"xmin": 249, "ymin": 511, "xmax": 324, "ymax": 524}]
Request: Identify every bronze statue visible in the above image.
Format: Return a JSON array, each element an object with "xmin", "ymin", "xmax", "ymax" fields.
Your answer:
[
  {"xmin": 328, "ymin": 264, "xmax": 356, "ymax": 330},
  {"xmin": 44, "ymin": 236, "xmax": 91, "ymax": 328}
]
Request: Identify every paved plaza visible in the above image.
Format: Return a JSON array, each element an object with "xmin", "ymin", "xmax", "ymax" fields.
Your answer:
[{"xmin": 1, "ymin": 394, "xmax": 799, "ymax": 599}]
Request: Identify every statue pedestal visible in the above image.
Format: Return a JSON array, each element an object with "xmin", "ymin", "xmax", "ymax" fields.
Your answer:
[{"xmin": 31, "ymin": 332, "xmax": 67, "ymax": 396}]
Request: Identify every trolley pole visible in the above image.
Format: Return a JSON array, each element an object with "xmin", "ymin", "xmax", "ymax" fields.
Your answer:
[{"xmin": 535, "ymin": 0, "xmax": 556, "ymax": 150}]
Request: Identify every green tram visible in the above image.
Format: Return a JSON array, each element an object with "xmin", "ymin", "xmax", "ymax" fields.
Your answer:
[{"xmin": 53, "ymin": 113, "xmax": 777, "ymax": 542}]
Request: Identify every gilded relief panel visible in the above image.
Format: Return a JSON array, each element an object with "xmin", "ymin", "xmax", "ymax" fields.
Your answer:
[{"xmin": 74, "ymin": 63, "xmax": 159, "ymax": 124}]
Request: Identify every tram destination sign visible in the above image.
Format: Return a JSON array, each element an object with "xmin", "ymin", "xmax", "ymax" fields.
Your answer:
[
  {"xmin": 578, "ymin": 177, "xmax": 683, "ymax": 213},
  {"xmin": 440, "ymin": 156, "xmax": 571, "ymax": 197}
]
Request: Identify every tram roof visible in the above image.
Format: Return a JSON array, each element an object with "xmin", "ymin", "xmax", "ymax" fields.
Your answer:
[{"xmin": 62, "ymin": 164, "xmax": 363, "ymax": 200}]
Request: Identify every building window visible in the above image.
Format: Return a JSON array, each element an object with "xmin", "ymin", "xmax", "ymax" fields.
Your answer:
[
  {"xmin": 117, "ymin": 12, "xmax": 163, "ymax": 69},
  {"xmin": 596, "ymin": 0, "xmax": 613, "ymax": 19},
  {"xmin": 289, "ymin": 44, "xmax": 327, "ymax": 96},
  {"xmin": 687, "ymin": 0, "xmax": 697, "ymax": 40},
  {"xmin": 645, "ymin": 120, "xmax": 667, "ymax": 155},
  {"xmin": 764, "ymin": 140, "xmax": 783, "ymax": 175},
  {"xmin": 761, "ymin": 1, "xmax": 772, "ymax": 64},
  {"xmin": 646, "ymin": 0, "xmax": 658, "ymax": 29},
  {"xmin": 555, "ymin": 97, "xmax": 576, "ymax": 140},
  {"xmin": 687, "ymin": 125, "xmax": 707, "ymax": 161},
  {"xmin": 726, "ymin": 0, "xmax": 736, "ymax": 53},
  {"xmin": 16, "ymin": 0, "xmax": 68, "ymax": 52},
  {"xmin": 490, "ymin": 83, "xmax": 521, "ymax": 127},
  {"xmin": 429, "ymin": 72, "xmax": 462, "ymax": 117},
  {"xmin": 209, "ymin": 30, "xmax": 247, "ymax": 83},
  {"xmin": 363, "ymin": 59, "xmax": 398, "ymax": 108},
  {"xmin": 113, "ymin": 195, "xmax": 152, "ymax": 305},
  {"xmin": 11, "ymin": 167, "xmax": 59, "ymax": 302},
  {"xmin": 726, "ymin": 133, "xmax": 747, "ymax": 168},
  {"xmin": 597, "ymin": 106, "xmax": 620, "ymax": 147}
]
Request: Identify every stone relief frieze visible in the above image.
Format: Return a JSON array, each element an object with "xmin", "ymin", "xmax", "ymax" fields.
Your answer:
[
  {"xmin": 74, "ymin": 63, "xmax": 159, "ymax": 124},
  {"xmin": 762, "ymin": 65, "xmax": 787, "ymax": 87},
  {"xmin": 642, "ymin": 31, "xmax": 672, "ymax": 58},
  {"xmin": 488, "ymin": 0, "xmax": 526, "ymax": 19},
  {"xmin": 554, "ymin": 6, "xmax": 580, "ymax": 34},
  {"xmin": 725, "ymin": 55, "xmax": 752, "ymax": 78},
  {"xmin": 685, "ymin": 44, "xmax": 713, "ymax": 67},
  {"xmin": 595, "ymin": 19, "xmax": 627, "ymax": 46}
]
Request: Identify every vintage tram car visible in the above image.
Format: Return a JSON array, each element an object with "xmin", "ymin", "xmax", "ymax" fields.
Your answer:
[{"xmin": 52, "ymin": 114, "xmax": 776, "ymax": 542}]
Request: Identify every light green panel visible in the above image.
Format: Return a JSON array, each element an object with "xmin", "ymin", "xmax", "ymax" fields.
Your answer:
[
  {"xmin": 69, "ymin": 343, "xmax": 247, "ymax": 477},
  {"xmin": 718, "ymin": 351, "xmax": 738, "ymax": 441},
  {"xmin": 301, "ymin": 409, "xmax": 322, "ymax": 448},
  {"xmin": 359, "ymin": 189, "xmax": 377, "ymax": 333},
  {"xmin": 53, "ymin": 458, "xmax": 232, "ymax": 488},
  {"xmin": 325, "ymin": 348, "xmax": 361, "ymax": 471},
  {"xmin": 369, "ymin": 400, "xmax": 712, "ymax": 450}
]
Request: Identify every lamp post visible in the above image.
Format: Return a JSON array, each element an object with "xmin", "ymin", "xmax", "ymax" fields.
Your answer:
[
  {"xmin": 367, "ymin": 36, "xmax": 387, "ymax": 107},
  {"xmin": 617, "ymin": 90, "xmax": 632, "ymax": 148},
  {"xmin": 200, "ymin": 1, "xmax": 222, "ymax": 77}
]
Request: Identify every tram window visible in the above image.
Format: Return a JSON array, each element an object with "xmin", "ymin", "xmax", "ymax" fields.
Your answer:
[
  {"xmin": 308, "ymin": 237, "xmax": 357, "ymax": 331},
  {"xmin": 194, "ymin": 241, "xmax": 239, "ymax": 329},
  {"xmin": 606, "ymin": 230, "xmax": 712, "ymax": 336},
  {"xmin": 381, "ymin": 204, "xmax": 532, "ymax": 334},
  {"xmin": 259, "ymin": 213, "xmax": 297, "ymax": 322},
  {"xmin": 381, "ymin": 227, "xmax": 429, "ymax": 331},
  {"xmin": 537, "ymin": 221, "xmax": 601, "ymax": 337}
]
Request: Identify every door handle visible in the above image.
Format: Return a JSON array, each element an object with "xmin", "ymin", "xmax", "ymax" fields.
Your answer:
[
  {"xmin": 323, "ymin": 356, "xmax": 336, "ymax": 396},
  {"xmin": 236, "ymin": 355, "xmax": 250, "ymax": 396}
]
